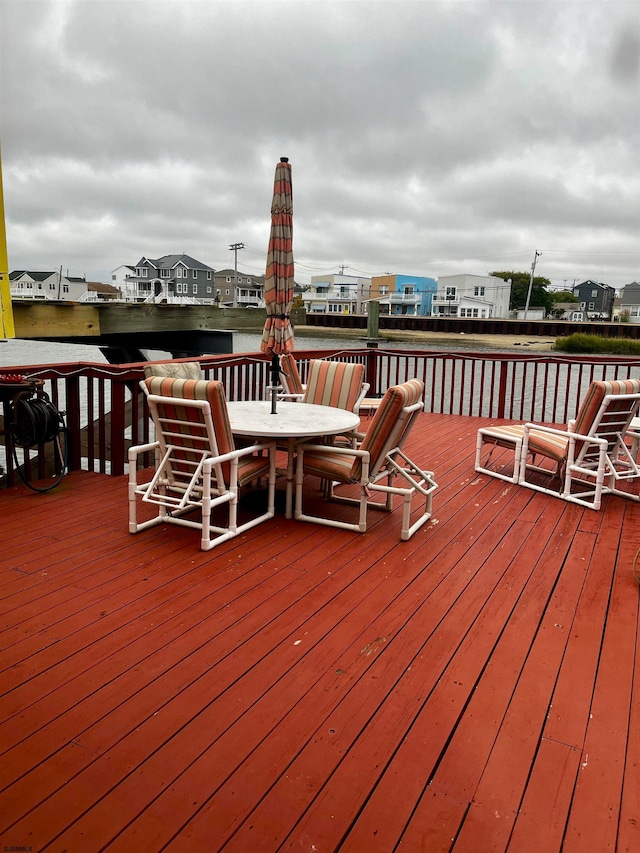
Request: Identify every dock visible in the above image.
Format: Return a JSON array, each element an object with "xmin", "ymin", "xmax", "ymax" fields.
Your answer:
[{"xmin": 1, "ymin": 412, "xmax": 638, "ymax": 852}]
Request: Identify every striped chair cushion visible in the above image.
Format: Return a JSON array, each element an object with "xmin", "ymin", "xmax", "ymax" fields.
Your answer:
[
  {"xmin": 279, "ymin": 353, "xmax": 305, "ymax": 396},
  {"xmin": 143, "ymin": 377, "xmax": 269, "ymax": 487},
  {"xmin": 144, "ymin": 377, "xmax": 235, "ymax": 456},
  {"xmin": 302, "ymin": 360, "xmax": 365, "ymax": 412},
  {"xmin": 573, "ymin": 378, "xmax": 640, "ymax": 436},
  {"xmin": 482, "ymin": 424, "xmax": 569, "ymax": 463},
  {"xmin": 302, "ymin": 379, "xmax": 424, "ymax": 484}
]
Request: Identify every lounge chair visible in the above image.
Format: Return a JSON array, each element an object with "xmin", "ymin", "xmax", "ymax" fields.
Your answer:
[
  {"xmin": 128, "ymin": 377, "xmax": 276, "ymax": 550},
  {"xmin": 475, "ymin": 378, "xmax": 640, "ymax": 510},
  {"xmin": 294, "ymin": 379, "xmax": 437, "ymax": 540}
]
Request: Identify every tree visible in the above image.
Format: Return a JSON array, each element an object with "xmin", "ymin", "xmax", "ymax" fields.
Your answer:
[
  {"xmin": 550, "ymin": 290, "xmax": 579, "ymax": 304},
  {"xmin": 491, "ymin": 270, "xmax": 553, "ymax": 314}
]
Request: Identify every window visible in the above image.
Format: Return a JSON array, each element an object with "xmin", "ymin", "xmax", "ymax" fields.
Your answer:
[
  {"xmin": 160, "ymin": 269, "xmax": 170, "ymax": 278},
  {"xmin": 588, "ymin": 302, "xmax": 595, "ymax": 310},
  {"xmin": 137, "ymin": 267, "xmax": 148, "ymax": 278},
  {"xmin": 591, "ymin": 290, "xmax": 598, "ymax": 297},
  {"xmin": 474, "ymin": 286, "xmax": 485, "ymax": 296},
  {"xmin": 207, "ymin": 286, "xmax": 212, "ymax": 294},
  {"xmin": 225, "ymin": 289, "xmax": 230, "ymax": 295},
  {"xmin": 445, "ymin": 286, "xmax": 457, "ymax": 299},
  {"xmin": 207, "ymin": 271, "xmax": 212, "ymax": 280},
  {"xmin": 379, "ymin": 286, "xmax": 389, "ymax": 295},
  {"xmin": 193, "ymin": 284, "xmax": 197, "ymax": 294},
  {"xmin": 63, "ymin": 284, "xmax": 69, "ymax": 293},
  {"xmin": 193, "ymin": 269, "xmax": 197, "ymax": 279}
]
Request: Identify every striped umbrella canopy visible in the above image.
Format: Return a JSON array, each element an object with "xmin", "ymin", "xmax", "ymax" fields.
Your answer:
[{"xmin": 261, "ymin": 157, "xmax": 295, "ymax": 357}]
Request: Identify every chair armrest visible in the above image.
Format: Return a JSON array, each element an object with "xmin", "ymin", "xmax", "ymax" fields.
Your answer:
[
  {"xmin": 523, "ymin": 423, "xmax": 607, "ymax": 446},
  {"xmin": 297, "ymin": 442, "xmax": 368, "ymax": 458},
  {"xmin": 277, "ymin": 392, "xmax": 305, "ymax": 401},
  {"xmin": 128, "ymin": 440, "xmax": 160, "ymax": 458}
]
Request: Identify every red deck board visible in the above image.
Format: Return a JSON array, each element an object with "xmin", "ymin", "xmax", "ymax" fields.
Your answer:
[
  {"xmin": 32, "ymin": 458, "xmax": 492, "ymax": 849},
  {"xmin": 340, "ymin": 500, "xmax": 581, "ymax": 853},
  {"xmin": 0, "ymin": 413, "xmax": 638, "ymax": 853}
]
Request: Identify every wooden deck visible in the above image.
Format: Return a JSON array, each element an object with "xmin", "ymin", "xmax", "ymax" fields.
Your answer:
[{"xmin": 1, "ymin": 413, "xmax": 638, "ymax": 853}]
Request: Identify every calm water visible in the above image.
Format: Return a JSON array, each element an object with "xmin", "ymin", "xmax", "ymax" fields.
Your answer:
[{"xmin": 0, "ymin": 331, "xmax": 508, "ymax": 370}]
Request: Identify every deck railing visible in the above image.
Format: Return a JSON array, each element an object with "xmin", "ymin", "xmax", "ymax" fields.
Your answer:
[{"xmin": 1, "ymin": 347, "xmax": 639, "ymax": 485}]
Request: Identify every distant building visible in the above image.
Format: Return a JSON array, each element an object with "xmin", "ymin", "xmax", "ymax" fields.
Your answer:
[
  {"xmin": 111, "ymin": 265, "xmax": 136, "ymax": 299},
  {"xmin": 123, "ymin": 254, "xmax": 217, "ymax": 303},
  {"xmin": 83, "ymin": 281, "xmax": 121, "ymax": 302},
  {"xmin": 9, "ymin": 270, "xmax": 88, "ymax": 301},
  {"xmin": 370, "ymin": 274, "xmax": 437, "ymax": 316},
  {"xmin": 213, "ymin": 269, "xmax": 265, "ymax": 307},
  {"xmin": 302, "ymin": 274, "xmax": 371, "ymax": 314},
  {"xmin": 618, "ymin": 281, "xmax": 640, "ymax": 323},
  {"xmin": 432, "ymin": 274, "xmax": 510, "ymax": 319},
  {"xmin": 572, "ymin": 280, "xmax": 615, "ymax": 321}
]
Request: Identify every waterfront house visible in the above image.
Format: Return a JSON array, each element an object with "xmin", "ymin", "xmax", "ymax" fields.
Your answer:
[
  {"xmin": 370, "ymin": 274, "xmax": 438, "ymax": 317},
  {"xmin": 213, "ymin": 268, "xmax": 265, "ymax": 307},
  {"xmin": 125, "ymin": 254, "xmax": 217, "ymax": 304},
  {"xmin": 619, "ymin": 281, "xmax": 640, "ymax": 323},
  {"xmin": 302, "ymin": 273, "xmax": 372, "ymax": 315},
  {"xmin": 432, "ymin": 273, "xmax": 511, "ymax": 319},
  {"xmin": 572, "ymin": 279, "xmax": 615, "ymax": 321},
  {"xmin": 9, "ymin": 270, "xmax": 88, "ymax": 302}
]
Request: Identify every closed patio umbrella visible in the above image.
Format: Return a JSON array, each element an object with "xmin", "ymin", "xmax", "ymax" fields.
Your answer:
[{"xmin": 261, "ymin": 157, "xmax": 295, "ymax": 412}]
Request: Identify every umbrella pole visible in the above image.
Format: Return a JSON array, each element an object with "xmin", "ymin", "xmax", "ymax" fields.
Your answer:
[{"xmin": 269, "ymin": 353, "xmax": 280, "ymax": 414}]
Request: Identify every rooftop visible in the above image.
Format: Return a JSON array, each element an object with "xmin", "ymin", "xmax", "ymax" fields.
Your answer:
[{"xmin": 1, "ymin": 412, "xmax": 638, "ymax": 851}]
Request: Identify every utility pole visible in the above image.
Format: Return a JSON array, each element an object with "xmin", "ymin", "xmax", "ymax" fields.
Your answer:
[
  {"xmin": 338, "ymin": 264, "xmax": 348, "ymax": 275},
  {"xmin": 228, "ymin": 242, "xmax": 245, "ymax": 308},
  {"xmin": 523, "ymin": 250, "xmax": 541, "ymax": 320}
]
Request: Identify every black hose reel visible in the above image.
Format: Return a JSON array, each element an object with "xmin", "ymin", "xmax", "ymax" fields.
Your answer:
[{"xmin": 8, "ymin": 385, "xmax": 68, "ymax": 492}]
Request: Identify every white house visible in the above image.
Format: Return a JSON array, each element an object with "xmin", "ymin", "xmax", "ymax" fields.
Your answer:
[
  {"xmin": 302, "ymin": 274, "xmax": 371, "ymax": 314},
  {"xmin": 432, "ymin": 274, "xmax": 511, "ymax": 319},
  {"xmin": 110, "ymin": 265, "xmax": 137, "ymax": 301},
  {"xmin": 9, "ymin": 270, "xmax": 88, "ymax": 302}
]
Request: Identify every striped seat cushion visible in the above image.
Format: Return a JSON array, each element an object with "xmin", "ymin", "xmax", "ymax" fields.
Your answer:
[
  {"xmin": 302, "ymin": 360, "xmax": 365, "ymax": 412},
  {"xmin": 302, "ymin": 379, "xmax": 424, "ymax": 483},
  {"xmin": 482, "ymin": 424, "xmax": 569, "ymax": 463}
]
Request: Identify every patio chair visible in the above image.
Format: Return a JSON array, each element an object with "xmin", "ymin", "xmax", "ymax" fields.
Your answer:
[
  {"xmin": 294, "ymin": 379, "xmax": 437, "ymax": 540},
  {"xmin": 128, "ymin": 377, "xmax": 276, "ymax": 550},
  {"xmin": 475, "ymin": 378, "xmax": 640, "ymax": 510},
  {"xmin": 278, "ymin": 353, "xmax": 306, "ymax": 401},
  {"xmin": 301, "ymin": 359, "xmax": 369, "ymax": 414}
]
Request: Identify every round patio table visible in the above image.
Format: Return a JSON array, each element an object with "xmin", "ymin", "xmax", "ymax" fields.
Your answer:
[{"xmin": 226, "ymin": 401, "xmax": 360, "ymax": 518}]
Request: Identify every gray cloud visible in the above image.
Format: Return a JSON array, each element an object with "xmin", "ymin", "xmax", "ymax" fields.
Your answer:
[{"xmin": 1, "ymin": 0, "xmax": 638, "ymax": 288}]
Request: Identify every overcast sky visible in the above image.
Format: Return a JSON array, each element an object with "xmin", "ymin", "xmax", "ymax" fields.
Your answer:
[{"xmin": 1, "ymin": 0, "xmax": 639, "ymax": 290}]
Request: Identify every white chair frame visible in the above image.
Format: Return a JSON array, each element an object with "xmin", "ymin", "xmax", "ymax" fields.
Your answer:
[
  {"xmin": 294, "ymin": 400, "xmax": 437, "ymax": 540},
  {"xmin": 129, "ymin": 392, "xmax": 276, "ymax": 550},
  {"xmin": 476, "ymin": 390, "xmax": 640, "ymax": 510}
]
